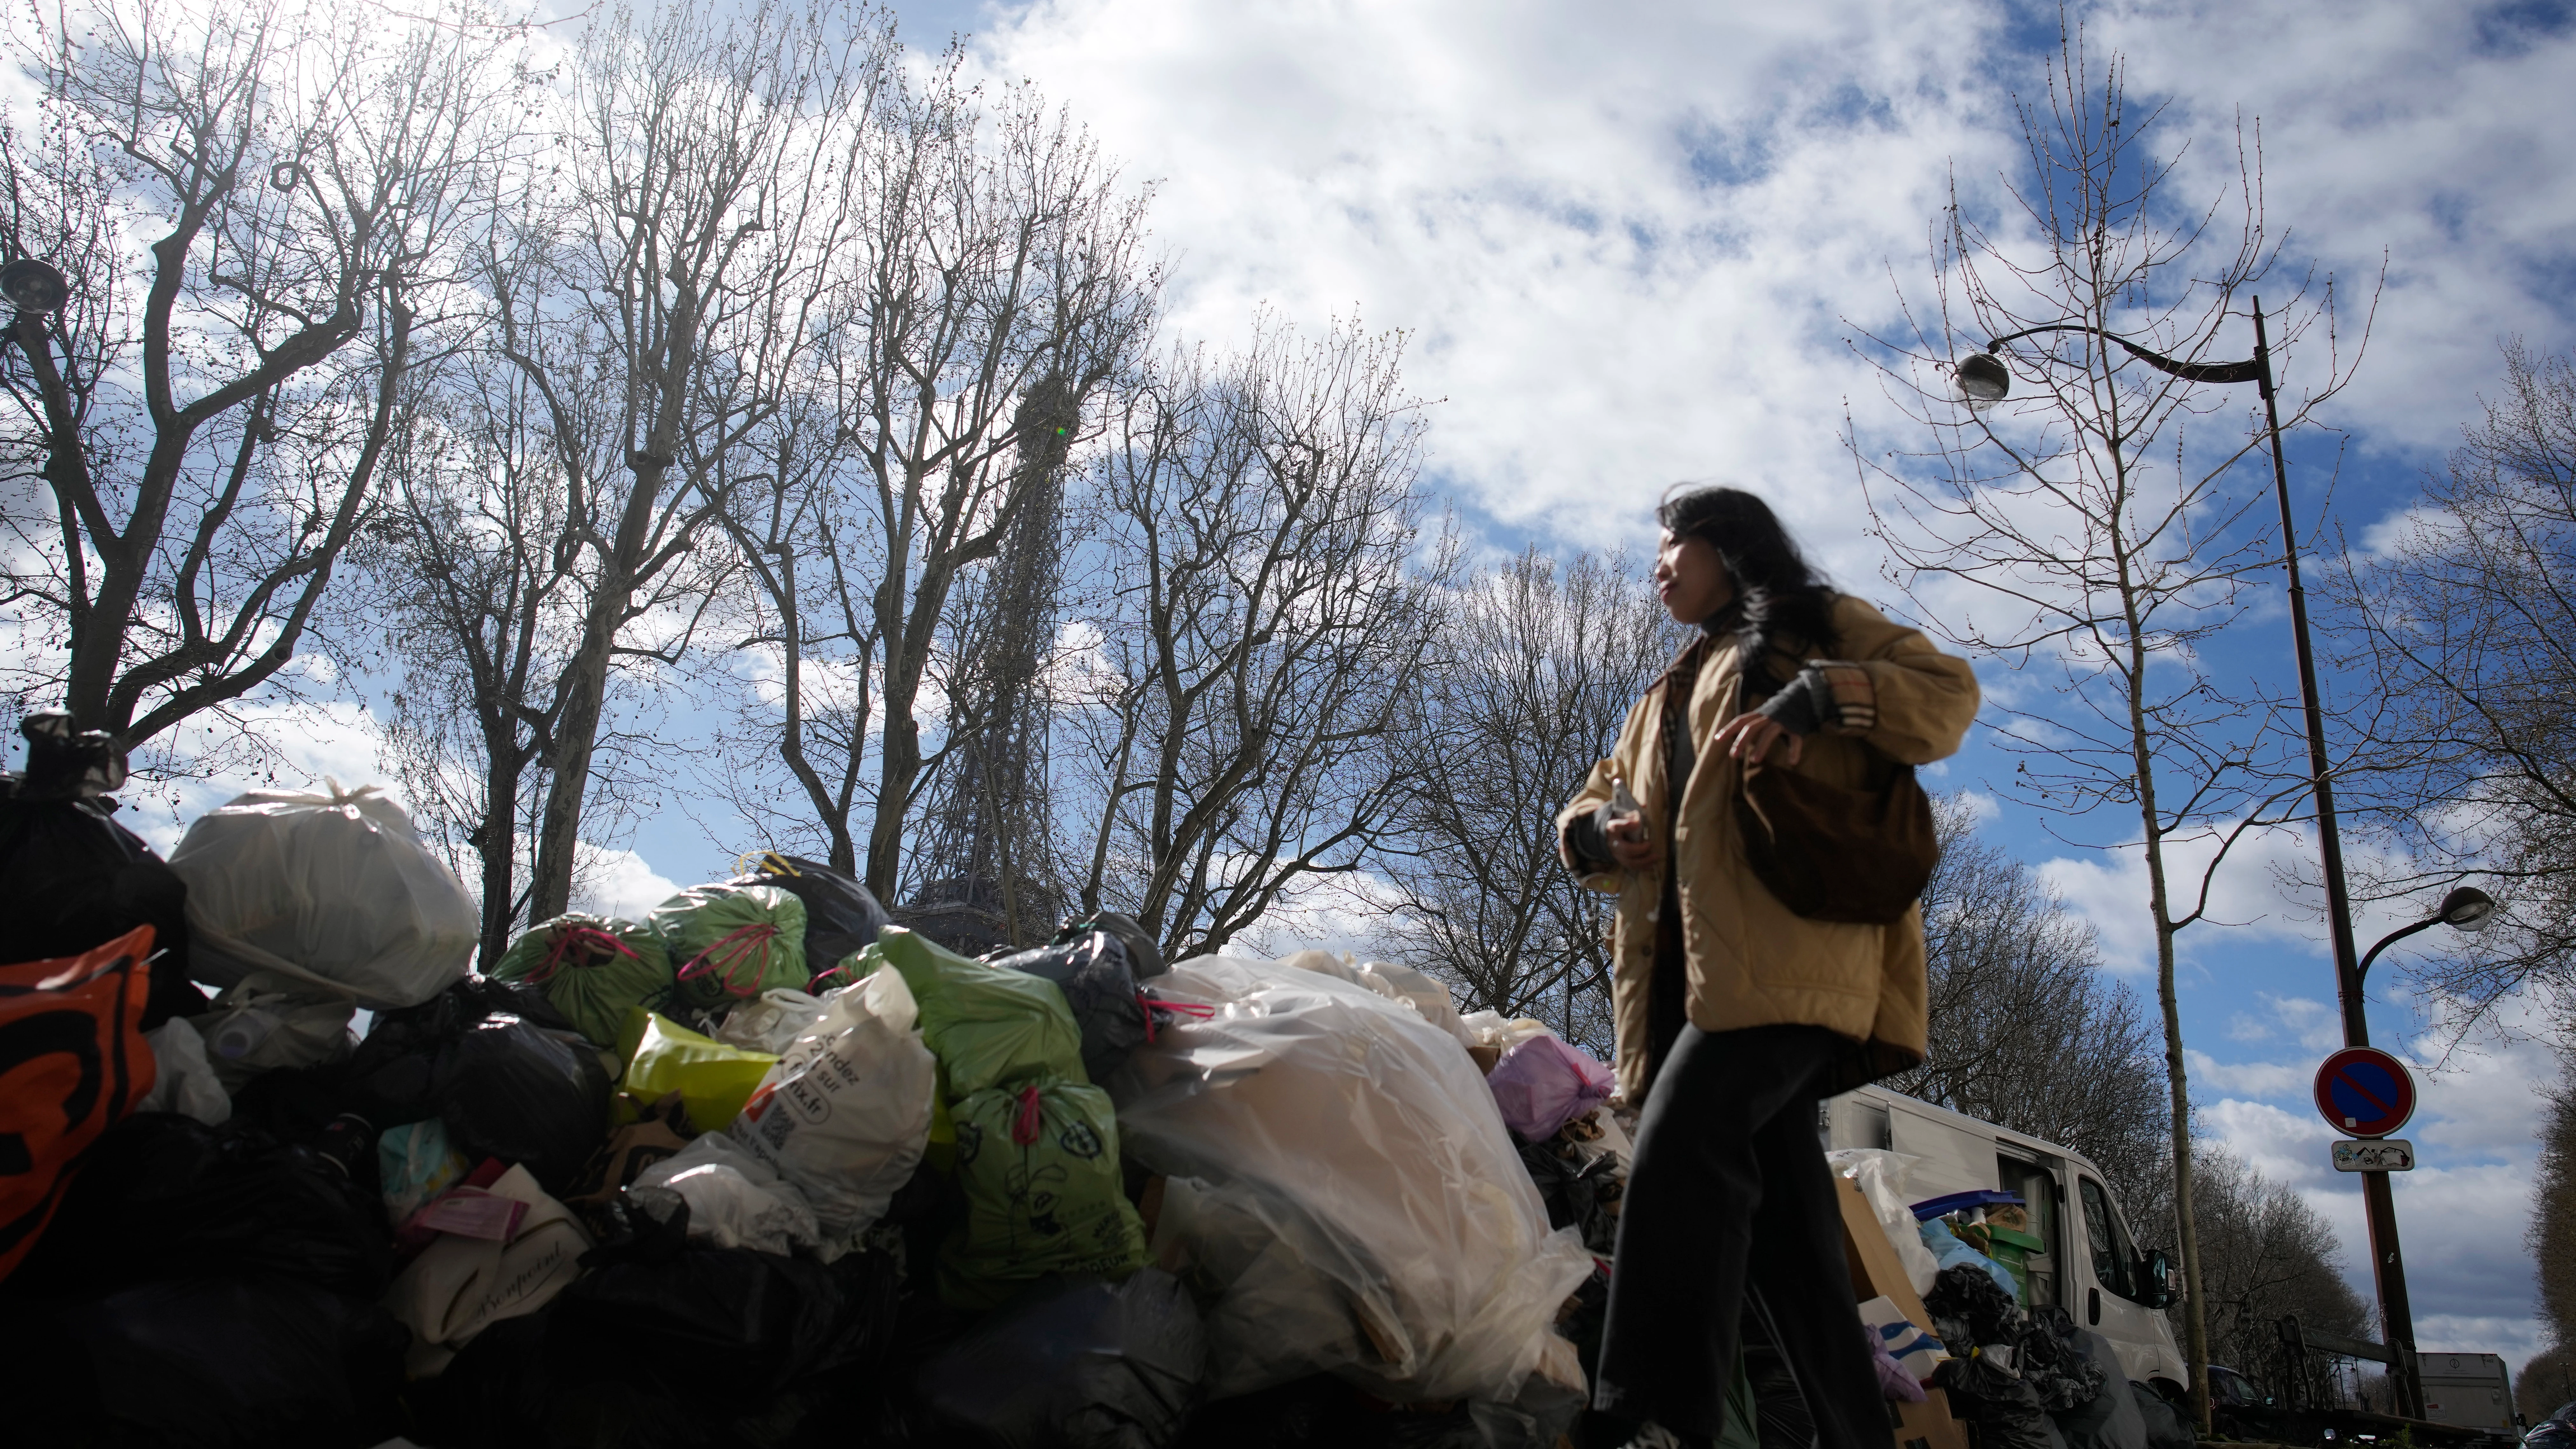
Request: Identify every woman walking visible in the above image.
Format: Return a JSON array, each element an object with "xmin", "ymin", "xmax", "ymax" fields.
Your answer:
[{"xmin": 1559, "ymin": 485, "xmax": 1978, "ymax": 1448}]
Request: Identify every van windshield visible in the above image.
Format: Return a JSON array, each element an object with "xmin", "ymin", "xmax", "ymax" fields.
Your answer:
[{"xmin": 2079, "ymin": 1176, "xmax": 2139, "ymax": 1301}]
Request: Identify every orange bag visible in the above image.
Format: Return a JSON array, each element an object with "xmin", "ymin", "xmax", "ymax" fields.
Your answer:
[{"xmin": 0, "ymin": 926, "xmax": 157, "ymax": 1283}]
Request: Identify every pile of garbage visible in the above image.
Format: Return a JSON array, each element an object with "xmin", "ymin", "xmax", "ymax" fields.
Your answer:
[
  {"xmin": 3, "ymin": 719, "xmax": 1646, "ymax": 1449},
  {"xmin": 1835, "ymin": 1153, "xmax": 2200, "ymax": 1449}
]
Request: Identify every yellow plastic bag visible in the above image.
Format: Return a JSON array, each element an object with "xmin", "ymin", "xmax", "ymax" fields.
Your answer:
[{"xmin": 615, "ymin": 1008, "xmax": 776, "ymax": 1134}]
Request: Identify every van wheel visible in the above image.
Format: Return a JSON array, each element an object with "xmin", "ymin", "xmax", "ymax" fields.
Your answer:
[{"xmin": 2147, "ymin": 1377, "xmax": 2189, "ymax": 1404}]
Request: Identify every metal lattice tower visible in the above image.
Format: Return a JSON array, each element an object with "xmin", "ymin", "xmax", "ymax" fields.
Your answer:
[{"xmin": 900, "ymin": 376, "xmax": 1079, "ymax": 955}]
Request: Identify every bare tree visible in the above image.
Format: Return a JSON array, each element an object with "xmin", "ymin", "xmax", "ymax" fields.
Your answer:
[
  {"xmin": 2187, "ymin": 1145, "xmax": 2371, "ymax": 1402},
  {"xmin": 1065, "ymin": 317, "xmax": 1452, "ymax": 960},
  {"xmin": 0, "ymin": 0, "xmax": 507, "ymax": 768},
  {"xmin": 1895, "ymin": 794, "xmax": 2169, "ymax": 1211},
  {"xmin": 2332, "ymin": 340, "xmax": 2576, "ymax": 1024},
  {"xmin": 697, "ymin": 63, "xmax": 1153, "ymax": 908},
  {"xmin": 481, "ymin": 0, "xmax": 896, "ymax": 921},
  {"xmin": 1369, "ymin": 546, "xmax": 1677, "ymax": 1056},
  {"xmin": 359, "ymin": 343, "xmax": 668, "ymax": 962},
  {"xmin": 2524, "ymin": 1057, "xmax": 2576, "ymax": 1416},
  {"xmin": 1853, "ymin": 21, "xmax": 2367, "ymax": 1422},
  {"xmin": 361, "ymin": 350, "xmax": 585, "ymax": 962},
  {"xmin": 829, "ymin": 72, "xmax": 1157, "ymax": 905}
]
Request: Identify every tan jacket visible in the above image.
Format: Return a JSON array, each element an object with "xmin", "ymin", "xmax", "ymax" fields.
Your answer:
[{"xmin": 1556, "ymin": 595, "xmax": 1979, "ymax": 1103}]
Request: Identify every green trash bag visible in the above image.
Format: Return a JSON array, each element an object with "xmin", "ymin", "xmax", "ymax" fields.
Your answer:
[
  {"xmin": 489, "ymin": 914, "xmax": 673, "ymax": 1049},
  {"xmin": 615, "ymin": 1007, "xmax": 778, "ymax": 1134},
  {"xmin": 941, "ymin": 1079, "xmax": 1149, "ymax": 1310},
  {"xmin": 649, "ymin": 883, "xmax": 808, "ymax": 1015},
  {"xmin": 860, "ymin": 927, "xmax": 1083, "ymax": 1098}
]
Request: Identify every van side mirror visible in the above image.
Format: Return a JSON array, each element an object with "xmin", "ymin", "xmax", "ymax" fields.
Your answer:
[{"xmin": 2139, "ymin": 1247, "xmax": 2173, "ymax": 1309}]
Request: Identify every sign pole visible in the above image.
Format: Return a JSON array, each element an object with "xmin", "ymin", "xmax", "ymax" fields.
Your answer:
[
  {"xmin": 2312, "ymin": 1045, "xmax": 2424, "ymax": 1417},
  {"xmin": 2262, "ymin": 300, "xmax": 2423, "ymax": 1418}
]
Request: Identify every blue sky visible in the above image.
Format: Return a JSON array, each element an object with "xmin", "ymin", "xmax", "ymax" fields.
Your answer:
[{"xmin": 84, "ymin": 0, "xmax": 2576, "ymax": 1373}]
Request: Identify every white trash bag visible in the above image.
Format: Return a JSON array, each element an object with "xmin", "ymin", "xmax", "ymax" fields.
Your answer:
[
  {"xmin": 634, "ymin": 1131, "xmax": 824, "ymax": 1256},
  {"xmin": 194, "ymin": 974, "xmax": 358, "ymax": 1091},
  {"xmin": 723, "ymin": 966, "xmax": 934, "ymax": 1239},
  {"xmin": 711, "ymin": 988, "xmax": 830, "ymax": 1056},
  {"xmin": 1113, "ymin": 954, "xmax": 1593, "ymax": 1403},
  {"xmin": 168, "ymin": 781, "xmax": 477, "ymax": 1007},
  {"xmin": 135, "ymin": 1017, "xmax": 232, "ymax": 1124}
]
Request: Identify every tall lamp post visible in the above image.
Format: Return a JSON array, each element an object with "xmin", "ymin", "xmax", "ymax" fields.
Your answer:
[{"xmin": 1949, "ymin": 302, "xmax": 2476, "ymax": 1419}]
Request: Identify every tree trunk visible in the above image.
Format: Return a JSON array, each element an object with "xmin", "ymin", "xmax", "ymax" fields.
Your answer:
[{"xmin": 475, "ymin": 748, "xmax": 524, "ymax": 966}]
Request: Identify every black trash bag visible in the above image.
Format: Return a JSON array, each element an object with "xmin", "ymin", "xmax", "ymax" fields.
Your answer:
[
  {"xmin": 2129, "ymin": 1381, "xmax": 2193, "ymax": 1449},
  {"xmin": 918, "ymin": 1269, "xmax": 1207, "ymax": 1449},
  {"xmin": 2016, "ymin": 1306, "xmax": 2109, "ymax": 1412},
  {"xmin": 411, "ymin": 1250, "xmax": 903, "ymax": 1449},
  {"xmin": 9, "ymin": 1112, "xmax": 392, "ymax": 1300},
  {"xmin": 407, "ymin": 1308, "xmax": 556, "ymax": 1449},
  {"xmin": 548, "ymin": 1246, "xmax": 899, "ymax": 1406},
  {"xmin": 1515, "ymin": 1137, "xmax": 1621, "ymax": 1254},
  {"xmin": 1170, "ymin": 1374, "xmax": 1367, "ymax": 1449},
  {"xmin": 737, "ymin": 854, "xmax": 892, "ymax": 970},
  {"xmin": 348, "ymin": 977, "xmax": 608, "ymax": 1195},
  {"xmin": 0, "ymin": 1273, "xmax": 406, "ymax": 1449},
  {"xmin": 0, "ymin": 714, "xmax": 206, "ymax": 1029},
  {"xmin": 1933, "ymin": 1351, "xmax": 2056, "ymax": 1449},
  {"xmin": 2049, "ymin": 1330, "xmax": 2146, "ymax": 1449},
  {"xmin": 1381, "ymin": 1371, "xmax": 1576, "ymax": 1444},
  {"xmin": 984, "ymin": 931, "xmax": 1146, "ymax": 1085},
  {"xmin": 1924, "ymin": 1260, "xmax": 2024, "ymax": 1347},
  {"xmin": 578, "ymin": 1183, "xmax": 695, "ymax": 1268},
  {"xmin": 1051, "ymin": 912, "xmax": 1165, "ymax": 981}
]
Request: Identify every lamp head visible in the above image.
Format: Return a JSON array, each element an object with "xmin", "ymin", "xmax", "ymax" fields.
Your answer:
[
  {"xmin": 1956, "ymin": 350, "xmax": 2011, "ymax": 404},
  {"xmin": 0, "ymin": 258, "xmax": 68, "ymax": 315},
  {"xmin": 2437, "ymin": 885, "xmax": 2495, "ymax": 932}
]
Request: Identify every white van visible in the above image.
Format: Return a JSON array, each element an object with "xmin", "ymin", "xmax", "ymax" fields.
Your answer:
[{"xmin": 1825, "ymin": 1083, "xmax": 2190, "ymax": 1396}]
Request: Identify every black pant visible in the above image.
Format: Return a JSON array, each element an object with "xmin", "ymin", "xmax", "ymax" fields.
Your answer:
[{"xmin": 1593, "ymin": 1023, "xmax": 1883, "ymax": 1445}]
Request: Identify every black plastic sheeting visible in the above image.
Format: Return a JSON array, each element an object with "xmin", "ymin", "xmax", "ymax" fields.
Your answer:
[
  {"xmin": 413, "ymin": 1240, "xmax": 903, "ymax": 1449},
  {"xmin": 0, "ymin": 1273, "xmax": 407, "ymax": 1449},
  {"xmin": 10, "ymin": 1113, "xmax": 391, "ymax": 1300},
  {"xmin": 917, "ymin": 1270, "xmax": 1206, "ymax": 1449}
]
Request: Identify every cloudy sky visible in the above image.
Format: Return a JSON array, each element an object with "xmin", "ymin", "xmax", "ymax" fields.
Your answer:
[
  {"xmin": 101, "ymin": 0, "xmax": 2576, "ymax": 1374},
  {"xmin": 887, "ymin": 0, "xmax": 2576, "ymax": 1371}
]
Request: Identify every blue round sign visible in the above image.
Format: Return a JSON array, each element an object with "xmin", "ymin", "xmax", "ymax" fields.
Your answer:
[{"xmin": 2313, "ymin": 1047, "xmax": 2416, "ymax": 1139}]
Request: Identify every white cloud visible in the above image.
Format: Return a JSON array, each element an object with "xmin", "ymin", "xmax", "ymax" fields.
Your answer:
[
  {"xmin": 2197, "ymin": 992, "xmax": 2564, "ymax": 1375},
  {"xmin": 958, "ymin": 0, "xmax": 2574, "ymax": 579},
  {"xmin": 2185, "ymin": 1049, "xmax": 2307, "ymax": 1098},
  {"xmin": 113, "ymin": 700, "xmax": 413, "ymax": 856},
  {"xmin": 570, "ymin": 843, "xmax": 684, "ymax": 922}
]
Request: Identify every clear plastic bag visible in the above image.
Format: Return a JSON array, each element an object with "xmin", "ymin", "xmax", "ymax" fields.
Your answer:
[
  {"xmin": 1112, "ymin": 954, "xmax": 1593, "ymax": 1403},
  {"xmin": 1827, "ymin": 1148, "xmax": 1941, "ymax": 1296},
  {"xmin": 166, "ymin": 782, "xmax": 477, "ymax": 1007}
]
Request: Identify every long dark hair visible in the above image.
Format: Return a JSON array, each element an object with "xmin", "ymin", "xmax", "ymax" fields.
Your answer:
[{"xmin": 1656, "ymin": 484, "xmax": 1837, "ymax": 685}]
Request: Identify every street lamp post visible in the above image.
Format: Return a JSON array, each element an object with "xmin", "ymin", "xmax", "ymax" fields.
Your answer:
[{"xmin": 1949, "ymin": 304, "xmax": 2462, "ymax": 1419}]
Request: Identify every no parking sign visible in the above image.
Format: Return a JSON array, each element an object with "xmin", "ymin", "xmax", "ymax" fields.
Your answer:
[{"xmin": 2313, "ymin": 1046, "xmax": 2416, "ymax": 1139}]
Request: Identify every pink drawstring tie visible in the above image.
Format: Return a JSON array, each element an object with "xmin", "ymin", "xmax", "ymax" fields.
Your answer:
[
  {"xmin": 675, "ymin": 922, "xmax": 782, "ymax": 998},
  {"xmin": 529, "ymin": 925, "xmax": 638, "ymax": 984}
]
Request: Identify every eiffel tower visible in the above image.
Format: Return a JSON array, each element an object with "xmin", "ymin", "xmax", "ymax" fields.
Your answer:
[{"xmin": 899, "ymin": 375, "xmax": 1079, "ymax": 957}]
